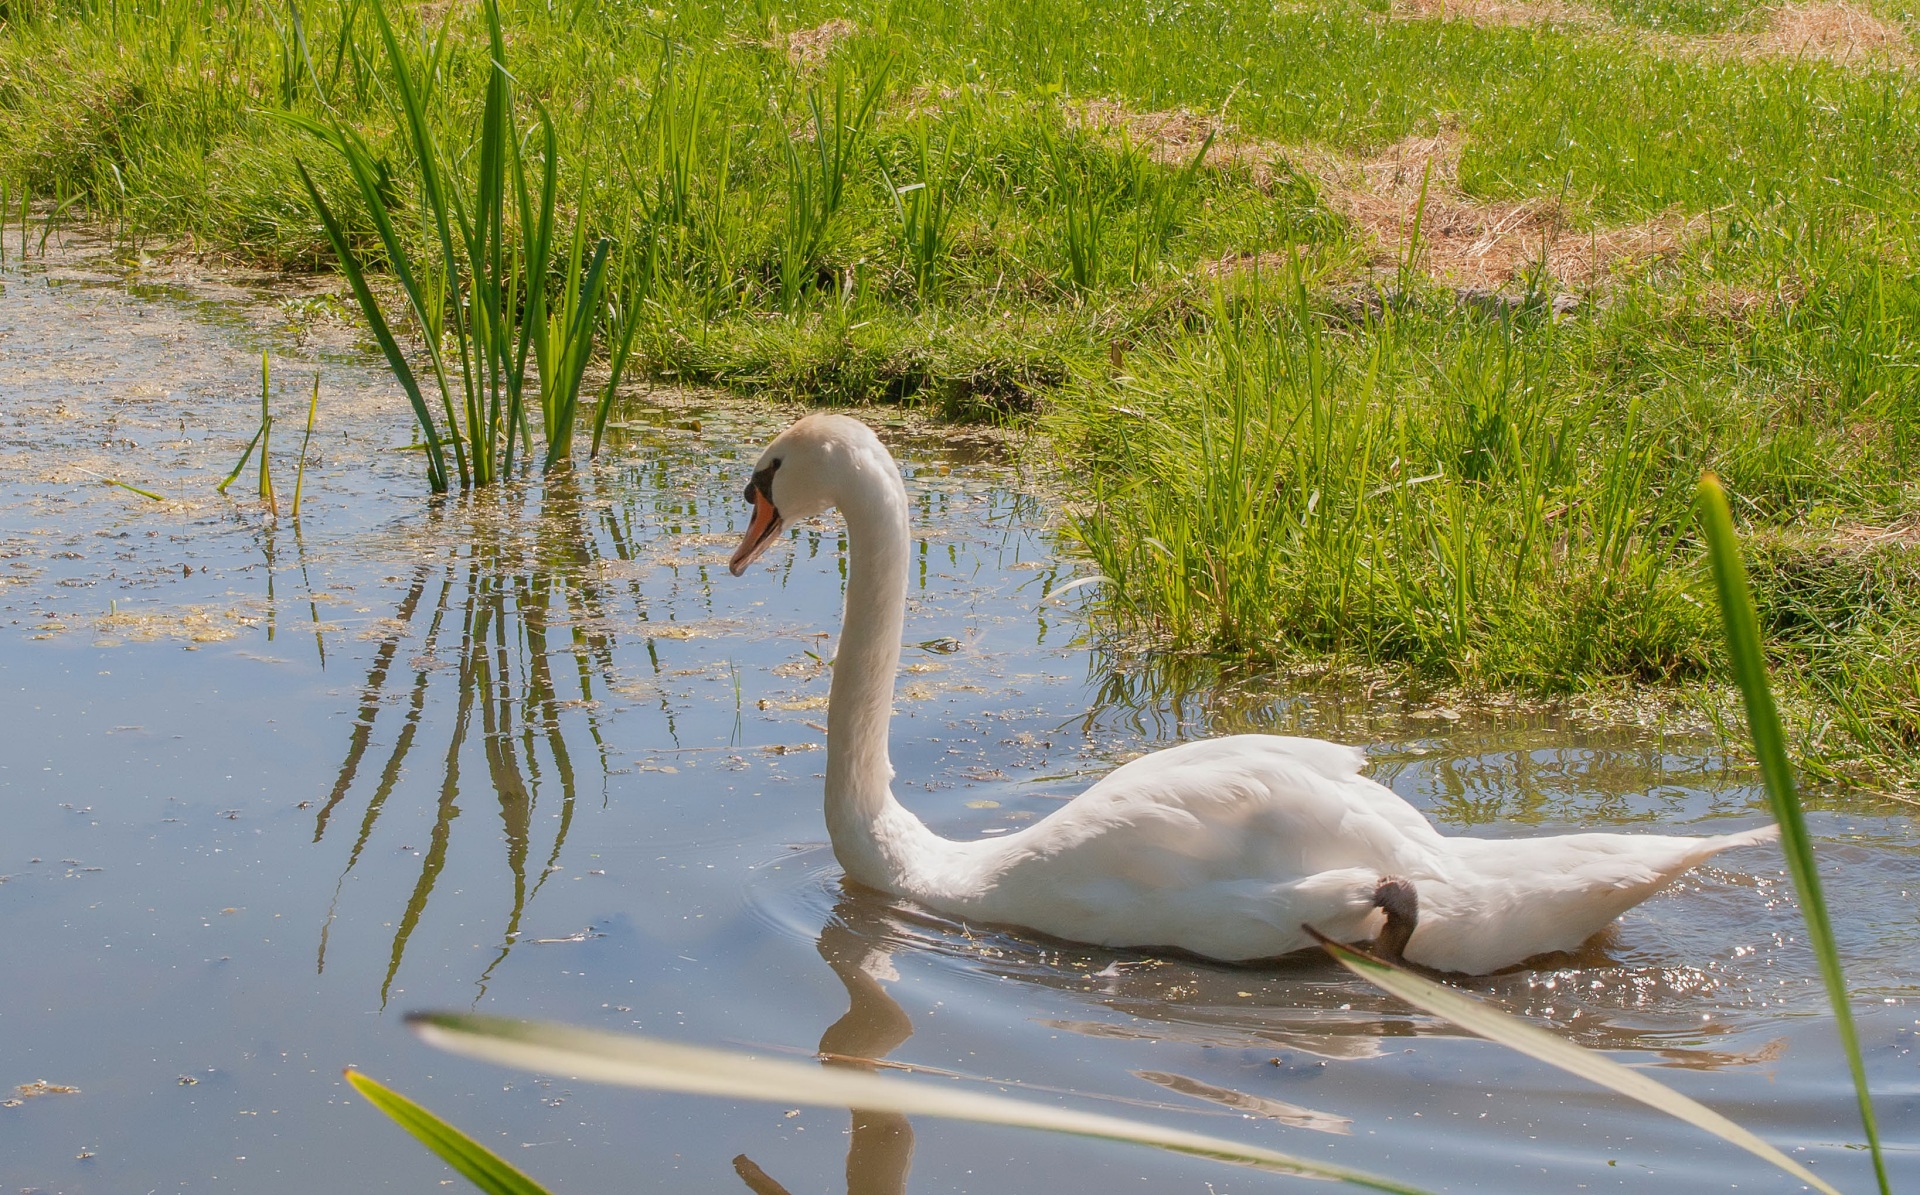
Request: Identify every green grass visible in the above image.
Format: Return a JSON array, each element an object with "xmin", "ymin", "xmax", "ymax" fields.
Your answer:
[
  {"xmin": 1058, "ymin": 280, "xmax": 1709, "ymax": 679},
  {"xmin": 2, "ymin": 0, "xmax": 1918, "ymax": 786}
]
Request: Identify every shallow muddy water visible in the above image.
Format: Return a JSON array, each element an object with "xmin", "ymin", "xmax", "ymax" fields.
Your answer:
[{"xmin": 0, "ymin": 235, "xmax": 1915, "ymax": 1194}]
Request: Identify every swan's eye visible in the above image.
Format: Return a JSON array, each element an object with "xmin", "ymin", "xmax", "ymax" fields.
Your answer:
[{"xmin": 746, "ymin": 459, "xmax": 781, "ymax": 507}]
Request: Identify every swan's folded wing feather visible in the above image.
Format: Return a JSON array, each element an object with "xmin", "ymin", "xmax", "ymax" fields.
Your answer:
[
  {"xmin": 1094, "ymin": 735, "xmax": 1437, "ymax": 845},
  {"xmin": 986, "ymin": 735, "xmax": 1443, "ymax": 891}
]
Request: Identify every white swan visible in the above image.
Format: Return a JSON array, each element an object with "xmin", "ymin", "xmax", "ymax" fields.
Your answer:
[{"xmin": 728, "ymin": 414, "xmax": 1778, "ymax": 975}]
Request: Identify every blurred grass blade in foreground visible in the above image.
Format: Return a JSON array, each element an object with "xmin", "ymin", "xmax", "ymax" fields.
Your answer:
[
  {"xmin": 1309, "ymin": 932, "xmax": 1838, "ymax": 1194},
  {"xmin": 344, "ymin": 1070, "xmax": 552, "ymax": 1195},
  {"xmin": 406, "ymin": 1011, "xmax": 1436, "ymax": 1194},
  {"xmin": 1697, "ymin": 472, "xmax": 1890, "ymax": 1194}
]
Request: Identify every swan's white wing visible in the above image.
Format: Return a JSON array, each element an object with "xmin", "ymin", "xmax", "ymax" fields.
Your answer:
[{"xmin": 1027, "ymin": 735, "xmax": 1445, "ymax": 871}]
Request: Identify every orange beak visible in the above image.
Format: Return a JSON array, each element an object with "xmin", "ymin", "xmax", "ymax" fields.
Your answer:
[{"xmin": 729, "ymin": 490, "xmax": 783, "ymax": 576}]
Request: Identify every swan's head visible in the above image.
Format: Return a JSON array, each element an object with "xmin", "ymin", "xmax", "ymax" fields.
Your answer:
[{"xmin": 728, "ymin": 414, "xmax": 891, "ymax": 576}]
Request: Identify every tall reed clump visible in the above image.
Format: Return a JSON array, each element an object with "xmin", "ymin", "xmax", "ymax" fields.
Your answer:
[
  {"xmin": 617, "ymin": 51, "xmax": 738, "ymax": 314},
  {"xmin": 778, "ymin": 66, "xmax": 888, "ymax": 314},
  {"xmin": 1057, "ymin": 266, "xmax": 1710, "ymax": 688},
  {"xmin": 1051, "ymin": 143, "xmax": 1110, "ymax": 295},
  {"xmin": 879, "ymin": 121, "xmax": 959, "ymax": 303},
  {"xmin": 287, "ymin": 0, "xmax": 619, "ymax": 492}
]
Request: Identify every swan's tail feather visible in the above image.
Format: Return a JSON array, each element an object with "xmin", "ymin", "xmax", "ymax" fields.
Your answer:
[
  {"xmin": 1408, "ymin": 822, "xmax": 1782, "ymax": 972},
  {"xmin": 1687, "ymin": 822, "xmax": 1780, "ymax": 865}
]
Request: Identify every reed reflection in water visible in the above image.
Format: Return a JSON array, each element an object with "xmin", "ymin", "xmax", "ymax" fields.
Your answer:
[
  {"xmin": 293, "ymin": 414, "xmax": 1062, "ymax": 1010},
  {"xmin": 257, "ymin": 520, "xmax": 332, "ymax": 667},
  {"xmin": 308, "ymin": 471, "xmax": 668, "ymax": 1005}
]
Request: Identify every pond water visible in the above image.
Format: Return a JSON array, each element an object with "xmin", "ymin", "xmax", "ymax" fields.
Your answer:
[{"xmin": 1, "ymin": 234, "xmax": 1915, "ymax": 1194}]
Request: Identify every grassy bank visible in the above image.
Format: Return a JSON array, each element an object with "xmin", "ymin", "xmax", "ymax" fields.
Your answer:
[
  {"xmin": 1055, "ymin": 266, "xmax": 1920, "ymax": 783},
  {"xmin": 1, "ymin": 0, "xmax": 1916, "ymax": 789}
]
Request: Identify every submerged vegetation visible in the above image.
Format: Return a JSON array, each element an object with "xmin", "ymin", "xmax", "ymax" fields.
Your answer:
[{"xmin": 2, "ymin": 0, "xmax": 1918, "ymax": 785}]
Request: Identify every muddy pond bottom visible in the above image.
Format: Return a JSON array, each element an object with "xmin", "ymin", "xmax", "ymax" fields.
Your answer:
[{"xmin": 0, "ymin": 237, "xmax": 1915, "ymax": 1194}]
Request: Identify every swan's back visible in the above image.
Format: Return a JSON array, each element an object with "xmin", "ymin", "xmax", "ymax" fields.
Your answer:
[{"xmin": 1056, "ymin": 735, "xmax": 1441, "ymax": 868}]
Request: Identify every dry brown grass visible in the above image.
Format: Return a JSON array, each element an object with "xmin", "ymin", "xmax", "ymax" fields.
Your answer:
[
  {"xmin": 1281, "ymin": 132, "xmax": 1698, "ymax": 290},
  {"xmin": 1832, "ymin": 515, "xmax": 1920, "ymax": 550},
  {"xmin": 1683, "ymin": 278, "xmax": 1807, "ymax": 323},
  {"xmin": 901, "ymin": 82, "xmax": 961, "ymax": 120},
  {"xmin": 1073, "ymin": 104, "xmax": 1701, "ymax": 291},
  {"xmin": 1070, "ymin": 100, "xmax": 1278, "ymax": 176},
  {"xmin": 1195, "ymin": 245, "xmax": 1320, "ymax": 279},
  {"xmin": 1739, "ymin": 2, "xmax": 1916, "ymax": 68},
  {"xmin": 1384, "ymin": 0, "xmax": 1916, "ymax": 73},
  {"xmin": 782, "ymin": 18, "xmax": 858, "ymax": 70},
  {"xmin": 1071, "ymin": 101, "xmax": 1217, "ymax": 159},
  {"xmin": 1391, "ymin": 0, "xmax": 1603, "ymax": 27}
]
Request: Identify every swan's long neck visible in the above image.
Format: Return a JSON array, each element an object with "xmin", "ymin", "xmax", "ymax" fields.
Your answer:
[{"xmin": 824, "ymin": 455, "xmax": 939, "ymax": 891}]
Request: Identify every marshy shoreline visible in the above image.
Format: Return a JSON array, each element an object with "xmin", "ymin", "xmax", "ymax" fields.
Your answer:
[{"xmin": 3, "ymin": 0, "xmax": 1917, "ymax": 795}]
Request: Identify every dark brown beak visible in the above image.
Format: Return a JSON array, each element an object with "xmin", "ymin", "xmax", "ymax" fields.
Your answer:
[{"xmin": 729, "ymin": 490, "xmax": 783, "ymax": 576}]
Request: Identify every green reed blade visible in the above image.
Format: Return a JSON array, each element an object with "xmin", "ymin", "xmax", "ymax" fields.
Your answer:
[
  {"xmin": 512, "ymin": 97, "xmax": 558, "ymax": 451},
  {"xmin": 276, "ymin": 115, "xmax": 440, "ymax": 372},
  {"xmin": 343, "ymin": 1071, "xmax": 552, "ymax": 1195},
  {"xmin": 407, "ymin": 1012, "xmax": 1435, "ymax": 1194},
  {"xmin": 360, "ymin": 0, "xmax": 473, "ymax": 485},
  {"xmin": 291, "ymin": 372, "xmax": 319, "ymax": 519},
  {"xmin": 216, "ymin": 421, "xmax": 266, "ymax": 495},
  {"xmin": 1697, "ymin": 473, "xmax": 1890, "ymax": 1194},
  {"xmin": 294, "ymin": 160, "xmax": 449, "ymax": 492},
  {"xmin": 542, "ymin": 237, "xmax": 610, "ymax": 471},
  {"xmin": 589, "ymin": 250, "xmax": 644, "ymax": 459},
  {"xmin": 257, "ymin": 351, "xmax": 276, "ymax": 513},
  {"xmin": 101, "ymin": 477, "xmax": 166, "ymax": 501},
  {"xmin": 366, "ymin": 0, "xmax": 448, "ymax": 249},
  {"xmin": 472, "ymin": 7, "xmax": 511, "ymax": 477}
]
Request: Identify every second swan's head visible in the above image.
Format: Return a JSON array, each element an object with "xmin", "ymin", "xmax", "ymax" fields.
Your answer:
[{"xmin": 728, "ymin": 414, "xmax": 892, "ymax": 576}]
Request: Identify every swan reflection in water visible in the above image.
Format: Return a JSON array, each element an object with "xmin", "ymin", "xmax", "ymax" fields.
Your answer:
[
  {"xmin": 734, "ymin": 894, "xmax": 917, "ymax": 1195},
  {"xmin": 728, "ymin": 878, "xmax": 1788, "ymax": 1194}
]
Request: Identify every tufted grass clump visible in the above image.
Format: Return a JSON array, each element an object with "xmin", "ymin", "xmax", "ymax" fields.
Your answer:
[
  {"xmin": 1056, "ymin": 269, "xmax": 1717, "ymax": 690},
  {"xmin": 286, "ymin": 0, "xmax": 620, "ymax": 491}
]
